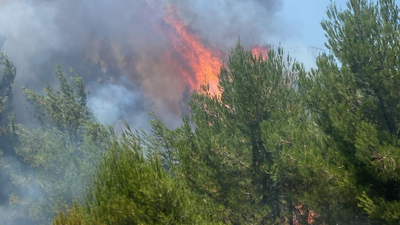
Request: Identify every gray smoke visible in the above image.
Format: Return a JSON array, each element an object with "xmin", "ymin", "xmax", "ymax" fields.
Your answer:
[
  {"xmin": 0, "ymin": 0, "xmax": 285, "ymax": 127},
  {"xmin": 175, "ymin": 0, "xmax": 285, "ymax": 51},
  {"xmin": 87, "ymin": 79, "xmax": 152, "ymax": 131}
]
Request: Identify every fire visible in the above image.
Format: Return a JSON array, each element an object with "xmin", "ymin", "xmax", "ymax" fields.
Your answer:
[
  {"xmin": 162, "ymin": 6, "xmax": 222, "ymax": 95},
  {"xmin": 251, "ymin": 44, "xmax": 269, "ymax": 61}
]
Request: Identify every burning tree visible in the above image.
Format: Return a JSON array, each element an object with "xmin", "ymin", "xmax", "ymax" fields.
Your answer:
[{"xmin": 149, "ymin": 41, "xmax": 316, "ymax": 224}]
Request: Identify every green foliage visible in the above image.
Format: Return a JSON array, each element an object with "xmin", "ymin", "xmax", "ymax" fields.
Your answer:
[
  {"xmin": 4, "ymin": 65, "xmax": 111, "ymax": 225},
  {"xmin": 298, "ymin": 0, "xmax": 400, "ymax": 223},
  {"xmin": 0, "ymin": 52, "xmax": 16, "ymax": 114},
  {"xmin": 23, "ymin": 64, "xmax": 90, "ymax": 140},
  {"xmin": 0, "ymin": 52, "xmax": 23, "ymax": 225},
  {"xmin": 52, "ymin": 199, "xmax": 85, "ymax": 225},
  {"xmin": 149, "ymin": 42, "xmax": 318, "ymax": 224},
  {"xmin": 14, "ymin": 124, "xmax": 109, "ymax": 213},
  {"xmin": 0, "ymin": 51, "xmax": 16, "ymax": 147},
  {"xmin": 52, "ymin": 128, "xmax": 221, "ymax": 225}
]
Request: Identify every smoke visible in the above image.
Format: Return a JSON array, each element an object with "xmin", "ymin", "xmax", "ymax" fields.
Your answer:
[
  {"xmin": 0, "ymin": 155, "xmax": 42, "ymax": 225},
  {"xmin": 0, "ymin": 0, "xmax": 285, "ymax": 128},
  {"xmin": 87, "ymin": 80, "xmax": 152, "ymax": 131},
  {"xmin": 174, "ymin": 0, "xmax": 285, "ymax": 50}
]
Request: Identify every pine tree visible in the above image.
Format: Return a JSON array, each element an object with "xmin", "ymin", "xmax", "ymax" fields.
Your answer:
[
  {"xmin": 299, "ymin": 0, "xmax": 400, "ymax": 223},
  {"xmin": 23, "ymin": 64, "xmax": 90, "ymax": 142},
  {"xmin": 0, "ymin": 52, "xmax": 16, "ymax": 153},
  {"xmin": 9, "ymin": 65, "xmax": 111, "ymax": 224},
  {"xmin": 51, "ymin": 127, "xmax": 222, "ymax": 225},
  {"xmin": 150, "ymin": 41, "xmax": 313, "ymax": 224},
  {"xmin": 0, "ymin": 52, "xmax": 22, "ymax": 225}
]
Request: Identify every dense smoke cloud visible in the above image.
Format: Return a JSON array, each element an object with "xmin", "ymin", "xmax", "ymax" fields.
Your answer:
[
  {"xmin": 0, "ymin": 0, "xmax": 284, "ymax": 127},
  {"xmin": 175, "ymin": 0, "xmax": 285, "ymax": 50}
]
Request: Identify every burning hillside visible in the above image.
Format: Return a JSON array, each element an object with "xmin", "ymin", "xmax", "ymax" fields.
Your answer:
[{"xmin": 0, "ymin": 0, "xmax": 278, "ymax": 126}]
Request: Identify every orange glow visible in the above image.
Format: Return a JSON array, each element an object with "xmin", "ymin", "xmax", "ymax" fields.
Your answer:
[
  {"xmin": 251, "ymin": 44, "xmax": 269, "ymax": 61},
  {"xmin": 162, "ymin": 6, "xmax": 222, "ymax": 95}
]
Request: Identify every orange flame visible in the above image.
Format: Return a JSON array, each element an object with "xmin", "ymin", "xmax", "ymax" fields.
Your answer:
[
  {"xmin": 251, "ymin": 44, "xmax": 269, "ymax": 61},
  {"xmin": 162, "ymin": 6, "xmax": 222, "ymax": 95}
]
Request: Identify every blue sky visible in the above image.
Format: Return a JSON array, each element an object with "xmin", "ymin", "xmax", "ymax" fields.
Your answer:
[
  {"xmin": 282, "ymin": 0, "xmax": 348, "ymax": 48},
  {"xmin": 278, "ymin": 0, "xmax": 400, "ymax": 69},
  {"xmin": 277, "ymin": 0, "xmax": 349, "ymax": 68}
]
